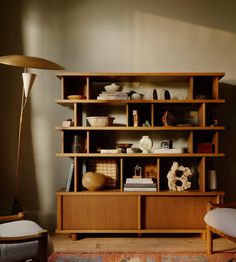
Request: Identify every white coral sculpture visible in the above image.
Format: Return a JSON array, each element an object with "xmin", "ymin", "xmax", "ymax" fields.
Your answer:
[{"xmin": 167, "ymin": 161, "xmax": 192, "ymax": 191}]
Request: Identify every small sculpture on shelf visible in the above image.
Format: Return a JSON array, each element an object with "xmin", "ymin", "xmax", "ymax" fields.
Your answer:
[
  {"xmin": 167, "ymin": 161, "xmax": 192, "ymax": 191},
  {"xmin": 162, "ymin": 111, "xmax": 176, "ymax": 126},
  {"xmin": 134, "ymin": 164, "xmax": 142, "ymax": 178},
  {"xmin": 160, "ymin": 139, "xmax": 173, "ymax": 149},
  {"xmin": 160, "ymin": 89, "xmax": 171, "ymax": 100},
  {"xmin": 153, "ymin": 89, "xmax": 158, "ymax": 100},
  {"xmin": 142, "ymin": 120, "xmax": 151, "ymax": 127},
  {"xmin": 62, "ymin": 118, "xmax": 74, "ymax": 127}
]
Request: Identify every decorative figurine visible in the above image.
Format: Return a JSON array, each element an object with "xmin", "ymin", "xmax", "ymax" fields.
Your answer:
[
  {"xmin": 153, "ymin": 89, "xmax": 158, "ymax": 100},
  {"xmin": 162, "ymin": 111, "xmax": 176, "ymax": 126},
  {"xmin": 134, "ymin": 164, "xmax": 142, "ymax": 177},
  {"xmin": 167, "ymin": 161, "xmax": 192, "ymax": 191},
  {"xmin": 160, "ymin": 140, "xmax": 173, "ymax": 149}
]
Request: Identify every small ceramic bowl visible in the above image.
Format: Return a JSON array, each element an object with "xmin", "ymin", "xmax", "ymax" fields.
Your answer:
[
  {"xmin": 104, "ymin": 83, "xmax": 122, "ymax": 92},
  {"xmin": 87, "ymin": 116, "xmax": 115, "ymax": 127}
]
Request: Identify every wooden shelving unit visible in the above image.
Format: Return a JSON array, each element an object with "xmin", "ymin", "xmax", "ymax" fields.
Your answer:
[{"xmin": 55, "ymin": 72, "xmax": 225, "ymax": 239}]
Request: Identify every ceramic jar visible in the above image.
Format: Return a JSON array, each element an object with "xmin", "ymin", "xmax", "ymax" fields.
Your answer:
[
  {"xmin": 207, "ymin": 170, "xmax": 217, "ymax": 190},
  {"xmin": 139, "ymin": 136, "xmax": 153, "ymax": 153}
]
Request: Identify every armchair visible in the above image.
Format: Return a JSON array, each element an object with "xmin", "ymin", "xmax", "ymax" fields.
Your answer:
[
  {"xmin": 204, "ymin": 201, "xmax": 236, "ymax": 254},
  {"xmin": 0, "ymin": 212, "xmax": 53, "ymax": 262}
]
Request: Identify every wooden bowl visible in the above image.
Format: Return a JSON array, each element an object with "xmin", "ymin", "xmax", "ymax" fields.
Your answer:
[
  {"xmin": 116, "ymin": 143, "xmax": 133, "ymax": 153},
  {"xmin": 67, "ymin": 95, "xmax": 86, "ymax": 100}
]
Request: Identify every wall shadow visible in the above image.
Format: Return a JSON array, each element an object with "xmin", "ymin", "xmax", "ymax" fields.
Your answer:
[
  {"xmin": 0, "ymin": 0, "xmax": 39, "ymax": 216},
  {"xmin": 214, "ymin": 83, "xmax": 236, "ymax": 201}
]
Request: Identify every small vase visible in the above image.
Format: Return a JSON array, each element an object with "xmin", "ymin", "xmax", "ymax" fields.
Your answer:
[
  {"xmin": 72, "ymin": 135, "xmax": 82, "ymax": 153},
  {"xmin": 139, "ymin": 136, "xmax": 153, "ymax": 153}
]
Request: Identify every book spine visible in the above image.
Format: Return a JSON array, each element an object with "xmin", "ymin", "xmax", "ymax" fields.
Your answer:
[{"xmin": 66, "ymin": 163, "xmax": 74, "ymax": 192}]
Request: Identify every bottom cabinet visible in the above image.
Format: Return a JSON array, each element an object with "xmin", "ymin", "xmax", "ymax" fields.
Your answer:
[{"xmin": 56, "ymin": 192, "xmax": 223, "ymax": 234}]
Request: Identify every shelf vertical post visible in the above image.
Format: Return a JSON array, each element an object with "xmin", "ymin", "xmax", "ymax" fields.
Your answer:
[
  {"xmin": 120, "ymin": 158, "xmax": 123, "ymax": 192},
  {"xmin": 212, "ymin": 77, "xmax": 219, "ymax": 100},
  {"xmin": 137, "ymin": 195, "xmax": 141, "ymax": 231},
  {"xmin": 74, "ymin": 157, "xmax": 77, "ymax": 192},
  {"xmin": 188, "ymin": 76, "xmax": 193, "ymax": 100}
]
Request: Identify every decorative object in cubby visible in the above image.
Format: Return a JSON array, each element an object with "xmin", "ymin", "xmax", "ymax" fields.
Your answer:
[
  {"xmin": 162, "ymin": 111, "xmax": 176, "ymax": 126},
  {"xmin": 161, "ymin": 140, "xmax": 173, "ymax": 149},
  {"xmin": 82, "ymin": 172, "xmax": 106, "ymax": 191},
  {"xmin": 71, "ymin": 135, "xmax": 82, "ymax": 153},
  {"xmin": 139, "ymin": 135, "xmax": 153, "ymax": 153},
  {"xmin": 116, "ymin": 143, "xmax": 133, "ymax": 153},
  {"xmin": 167, "ymin": 161, "xmax": 192, "ymax": 191}
]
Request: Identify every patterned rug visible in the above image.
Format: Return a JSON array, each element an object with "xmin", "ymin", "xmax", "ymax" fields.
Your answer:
[{"xmin": 48, "ymin": 252, "xmax": 236, "ymax": 262}]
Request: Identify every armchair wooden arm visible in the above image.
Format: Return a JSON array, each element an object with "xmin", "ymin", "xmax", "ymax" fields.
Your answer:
[
  {"xmin": 0, "ymin": 212, "xmax": 24, "ymax": 223},
  {"xmin": 208, "ymin": 201, "xmax": 236, "ymax": 209}
]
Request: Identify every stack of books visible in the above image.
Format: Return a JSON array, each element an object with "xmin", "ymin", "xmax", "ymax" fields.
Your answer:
[
  {"xmin": 124, "ymin": 177, "xmax": 157, "ymax": 191},
  {"xmin": 97, "ymin": 91, "xmax": 130, "ymax": 100}
]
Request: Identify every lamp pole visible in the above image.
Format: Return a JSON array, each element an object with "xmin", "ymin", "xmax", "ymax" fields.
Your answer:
[{"xmin": 0, "ymin": 55, "xmax": 64, "ymax": 214}]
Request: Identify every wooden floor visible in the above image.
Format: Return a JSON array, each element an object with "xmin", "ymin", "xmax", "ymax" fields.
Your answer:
[{"xmin": 51, "ymin": 233, "xmax": 236, "ymax": 253}]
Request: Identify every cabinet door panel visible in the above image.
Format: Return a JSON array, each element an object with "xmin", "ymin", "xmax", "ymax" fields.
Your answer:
[
  {"xmin": 62, "ymin": 195, "xmax": 138, "ymax": 230},
  {"xmin": 144, "ymin": 196, "xmax": 218, "ymax": 229}
]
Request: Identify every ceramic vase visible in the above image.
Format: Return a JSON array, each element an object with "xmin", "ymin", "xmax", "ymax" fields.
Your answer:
[{"xmin": 139, "ymin": 136, "xmax": 153, "ymax": 153}]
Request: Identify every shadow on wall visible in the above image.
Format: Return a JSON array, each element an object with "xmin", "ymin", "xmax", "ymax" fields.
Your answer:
[
  {"xmin": 0, "ymin": 0, "xmax": 39, "ymax": 215},
  {"xmin": 215, "ymin": 83, "xmax": 236, "ymax": 201}
]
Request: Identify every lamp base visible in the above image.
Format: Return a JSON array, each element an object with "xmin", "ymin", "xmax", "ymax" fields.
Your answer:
[{"xmin": 11, "ymin": 197, "xmax": 23, "ymax": 214}]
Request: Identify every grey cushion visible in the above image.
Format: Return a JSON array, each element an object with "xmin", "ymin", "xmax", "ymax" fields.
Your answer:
[
  {"xmin": 0, "ymin": 220, "xmax": 53, "ymax": 262},
  {"xmin": 204, "ymin": 208, "xmax": 236, "ymax": 238}
]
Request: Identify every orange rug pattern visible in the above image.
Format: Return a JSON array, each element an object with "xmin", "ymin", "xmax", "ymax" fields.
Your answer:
[{"xmin": 49, "ymin": 251, "xmax": 236, "ymax": 262}]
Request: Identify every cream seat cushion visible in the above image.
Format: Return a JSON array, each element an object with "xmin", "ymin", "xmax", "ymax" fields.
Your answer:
[
  {"xmin": 204, "ymin": 208, "xmax": 236, "ymax": 238},
  {"xmin": 0, "ymin": 220, "xmax": 53, "ymax": 262}
]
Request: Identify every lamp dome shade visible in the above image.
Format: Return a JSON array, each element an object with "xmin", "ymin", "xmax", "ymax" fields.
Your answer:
[{"xmin": 0, "ymin": 55, "xmax": 65, "ymax": 70}]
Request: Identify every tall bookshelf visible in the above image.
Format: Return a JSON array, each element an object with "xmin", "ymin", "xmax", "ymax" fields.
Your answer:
[{"xmin": 55, "ymin": 72, "xmax": 225, "ymax": 239}]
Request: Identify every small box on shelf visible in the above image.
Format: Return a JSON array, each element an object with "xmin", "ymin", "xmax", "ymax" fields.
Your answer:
[
  {"xmin": 197, "ymin": 143, "xmax": 214, "ymax": 153},
  {"xmin": 87, "ymin": 159, "xmax": 118, "ymax": 188}
]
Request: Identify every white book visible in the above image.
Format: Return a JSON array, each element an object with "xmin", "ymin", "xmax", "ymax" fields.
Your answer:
[
  {"xmin": 126, "ymin": 178, "xmax": 154, "ymax": 184},
  {"xmin": 124, "ymin": 187, "xmax": 157, "ymax": 192},
  {"xmin": 100, "ymin": 149, "xmax": 119, "ymax": 154},
  {"xmin": 101, "ymin": 91, "xmax": 128, "ymax": 96},
  {"xmin": 97, "ymin": 96, "xmax": 130, "ymax": 100}
]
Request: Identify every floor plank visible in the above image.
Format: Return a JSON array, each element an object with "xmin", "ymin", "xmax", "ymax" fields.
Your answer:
[{"xmin": 51, "ymin": 233, "xmax": 236, "ymax": 253}]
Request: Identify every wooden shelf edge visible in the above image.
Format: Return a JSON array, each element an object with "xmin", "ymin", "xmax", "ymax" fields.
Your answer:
[
  {"xmin": 55, "ymin": 153, "xmax": 225, "ymax": 157},
  {"xmin": 55, "ymin": 99, "xmax": 225, "ymax": 104},
  {"xmin": 56, "ymin": 189, "xmax": 224, "ymax": 196},
  {"xmin": 56, "ymin": 71, "xmax": 225, "ymax": 78},
  {"xmin": 55, "ymin": 126, "xmax": 225, "ymax": 131},
  {"xmin": 55, "ymin": 229, "xmax": 206, "ymax": 234}
]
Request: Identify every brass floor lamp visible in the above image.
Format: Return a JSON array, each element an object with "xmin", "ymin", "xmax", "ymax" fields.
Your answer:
[{"xmin": 0, "ymin": 55, "xmax": 64, "ymax": 213}]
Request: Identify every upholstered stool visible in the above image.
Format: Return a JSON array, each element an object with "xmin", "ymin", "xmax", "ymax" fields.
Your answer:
[{"xmin": 0, "ymin": 220, "xmax": 53, "ymax": 262}]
